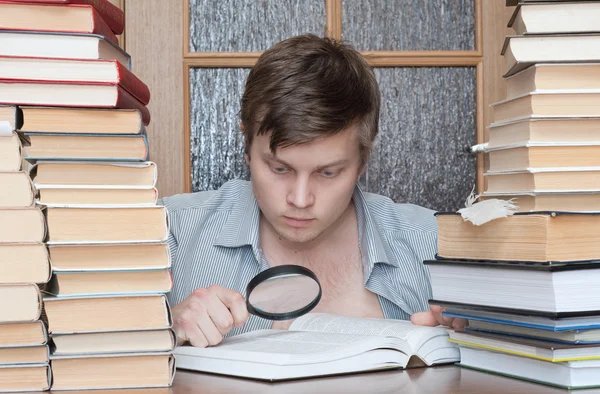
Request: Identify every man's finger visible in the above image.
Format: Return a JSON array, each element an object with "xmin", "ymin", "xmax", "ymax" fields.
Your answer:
[
  {"xmin": 215, "ymin": 287, "xmax": 249, "ymax": 327},
  {"xmin": 430, "ymin": 304, "xmax": 454, "ymax": 326},
  {"xmin": 452, "ymin": 317, "xmax": 468, "ymax": 330},
  {"xmin": 410, "ymin": 310, "xmax": 439, "ymax": 326}
]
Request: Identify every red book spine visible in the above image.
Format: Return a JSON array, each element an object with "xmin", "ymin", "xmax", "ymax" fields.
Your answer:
[
  {"xmin": 89, "ymin": 6, "xmax": 119, "ymax": 46},
  {"xmin": 113, "ymin": 61, "xmax": 150, "ymax": 105},
  {"xmin": 115, "ymin": 86, "xmax": 150, "ymax": 126},
  {"xmin": 14, "ymin": 0, "xmax": 124, "ymax": 34}
]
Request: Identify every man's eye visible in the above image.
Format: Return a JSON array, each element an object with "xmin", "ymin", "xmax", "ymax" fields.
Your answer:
[
  {"xmin": 272, "ymin": 167, "xmax": 289, "ymax": 174},
  {"xmin": 320, "ymin": 170, "xmax": 338, "ymax": 178}
]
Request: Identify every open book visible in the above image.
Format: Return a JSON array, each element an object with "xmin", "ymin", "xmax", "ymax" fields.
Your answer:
[{"xmin": 174, "ymin": 313, "xmax": 459, "ymax": 381}]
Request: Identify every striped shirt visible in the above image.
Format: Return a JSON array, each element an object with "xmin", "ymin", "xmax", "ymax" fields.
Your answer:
[{"xmin": 159, "ymin": 179, "xmax": 437, "ymax": 337}]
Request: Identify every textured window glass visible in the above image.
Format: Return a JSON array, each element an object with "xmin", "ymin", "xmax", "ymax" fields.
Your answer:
[
  {"xmin": 189, "ymin": 0, "xmax": 326, "ymax": 52},
  {"xmin": 360, "ymin": 67, "xmax": 477, "ymax": 211},
  {"xmin": 342, "ymin": 0, "xmax": 476, "ymax": 51},
  {"xmin": 189, "ymin": 67, "xmax": 477, "ymax": 212},
  {"xmin": 190, "ymin": 68, "xmax": 250, "ymax": 192}
]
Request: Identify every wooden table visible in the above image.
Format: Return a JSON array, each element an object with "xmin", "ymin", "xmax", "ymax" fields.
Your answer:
[{"xmin": 45, "ymin": 365, "xmax": 600, "ymax": 393}]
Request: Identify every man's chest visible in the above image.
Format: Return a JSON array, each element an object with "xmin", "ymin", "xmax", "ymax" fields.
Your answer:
[{"xmin": 269, "ymin": 248, "xmax": 384, "ymax": 329}]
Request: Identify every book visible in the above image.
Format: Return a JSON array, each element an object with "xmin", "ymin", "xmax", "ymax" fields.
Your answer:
[
  {"xmin": 480, "ymin": 192, "xmax": 600, "ymax": 212},
  {"xmin": 19, "ymin": 106, "xmax": 144, "ymax": 134},
  {"xmin": 30, "ymin": 161, "xmax": 157, "ymax": 188},
  {"xmin": 45, "ymin": 205, "xmax": 169, "ymax": 243},
  {"xmin": 46, "ymin": 268, "xmax": 173, "ymax": 296},
  {"xmin": 502, "ymin": 34, "xmax": 600, "ymax": 77},
  {"xmin": 48, "ymin": 243, "xmax": 170, "ymax": 271},
  {"xmin": 425, "ymin": 259, "xmax": 600, "ymax": 313},
  {"xmin": 51, "ymin": 329, "xmax": 176, "ymax": 355},
  {"xmin": 507, "ymin": 0, "xmax": 600, "ymax": 5},
  {"xmin": 436, "ymin": 212, "xmax": 600, "ymax": 262},
  {"xmin": 439, "ymin": 302, "xmax": 600, "ymax": 329},
  {"xmin": 466, "ymin": 319, "xmax": 600, "ymax": 345},
  {"xmin": 0, "ymin": 207, "xmax": 45, "ymax": 243},
  {"xmin": 174, "ymin": 313, "xmax": 460, "ymax": 381},
  {"xmin": 43, "ymin": 294, "xmax": 172, "ymax": 333},
  {"xmin": 458, "ymin": 346, "xmax": 600, "ymax": 389},
  {"xmin": 50, "ymin": 353, "xmax": 174, "ymax": 390},
  {"xmin": 0, "ymin": 363, "xmax": 50, "ymax": 392},
  {"xmin": 21, "ymin": 0, "xmax": 124, "ymax": 34},
  {"xmin": 484, "ymin": 167, "xmax": 600, "ymax": 193},
  {"xmin": 0, "ymin": 345, "xmax": 48, "ymax": 365},
  {"xmin": 0, "ymin": 80, "xmax": 150, "ymax": 125},
  {"xmin": 37, "ymin": 187, "xmax": 158, "ymax": 206},
  {"xmin": 22, "ymin": 133, "xmax": 149, "ymax": 161},
  {"xmin": 0, "ymin": 56, "xmax": 151, "ymax": 105},
  {"xmin": 0, "ymin": 2, "xmax": 118, "ymax": 45},
  {"xmin": 487, "ymin": 116, "xmax": 600, "ymax": 147},
  {"xmin": 0, "ymin": 105, "xmax": 21, "ymax": 130},
  {"xmin": 505, "ymin": 64, "xmax": 600, "ymax": 100},
  {"xmin": 491, "ymin": 91, "xmax": 600, "ymax": 123},
  {"xmin": 508, "ymin": 2, "xmax": 600, "ymax": 35},
  {"xmin": 0, "ymin": 243, "xmax": 50, "ymax": 283},
  {"xmin": 0, "ymin": 30, "xmax": 130, "ymax": 68},
  {"xmin": 0, "ymin": 171, "xmax": 34, "ymax": 207},
  {"xmin": 0, "ymin": 321, "xmax": 47, "ymax": 347},
  {"xmin": 0, "ymin": 132, "xmax": 22, "ymax": 171},
  {"xmin": 449, "ymin": 330, "xmax": 600, "ymax": 362},
  {"xmin": 486, "ymin": 143, "xmax": 600, "ymax": 171},
  {"xmin": 0, "ymin": 284, "xmax": 42, "ymax": 323}
]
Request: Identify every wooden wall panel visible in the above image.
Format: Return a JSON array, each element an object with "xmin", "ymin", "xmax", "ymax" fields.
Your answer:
[
  {"xmin": 481, "ymin": 1, "xmax": 512, "ymax": 191},
  {"xmin": 124, "ymin": 0, "xmax": 185, "ymax": 198}
]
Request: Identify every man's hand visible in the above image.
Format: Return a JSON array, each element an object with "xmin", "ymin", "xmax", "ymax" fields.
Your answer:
[
  {"xmin": 172, "ymin": 285, "xmax": 249, "ymax": 348},
  {"xmin": 410, "ymin": 305, "xmax": 467, "ymax": 329}
]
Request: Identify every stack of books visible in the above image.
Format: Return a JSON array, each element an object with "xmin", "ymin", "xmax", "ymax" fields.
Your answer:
[
  {"xmin": 0, "ymin": 105, "xmax": 51, "ymax": 392},
  {"xmin": 0, "ymin": 0, "xmax": 175, "ymax": 390},
  {"xmin": 425, "ymin": 0, "xmax": 600, "ymax": 390}
]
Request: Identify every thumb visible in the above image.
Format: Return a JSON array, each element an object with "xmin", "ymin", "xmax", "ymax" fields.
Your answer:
[{"xmin": 410, "ymin": 310, "xmax": 439, "ymax": 327}]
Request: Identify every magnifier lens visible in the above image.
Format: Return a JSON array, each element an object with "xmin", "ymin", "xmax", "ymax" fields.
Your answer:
[
  {"xmin": 246, "ymin": 265, "xmax": 322, "ymax": 321},
  {"xmin": 248, "ymin": 274, "xmax": 320, "ymax": 314}
]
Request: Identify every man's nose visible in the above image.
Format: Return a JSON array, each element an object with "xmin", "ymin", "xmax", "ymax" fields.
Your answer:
[{"xmin": 287, "ymin": 175, "xmax": 315, "ymax": 209}]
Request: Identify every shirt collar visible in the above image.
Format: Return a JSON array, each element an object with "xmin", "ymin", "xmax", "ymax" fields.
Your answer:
[
  {"xmin": 213, "ymin": 183, "xmax": 399, "ymax": 272},
  {"xmin": 353, "ymin": 185, "xmax": 400, "ymax": 281},
  {"xmin": 213, "ymin": 183, "xmax": 260, "ymax": 249}
]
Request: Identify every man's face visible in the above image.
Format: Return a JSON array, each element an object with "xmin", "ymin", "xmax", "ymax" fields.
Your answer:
[{"xmin": 248, "ymin": 127, "xmax": 364, "ymax": 245}]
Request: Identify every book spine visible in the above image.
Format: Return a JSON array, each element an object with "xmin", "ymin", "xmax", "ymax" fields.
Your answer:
[
  {"xmin": 81, "ymin": 0, "xmax": 124, "ymax": 35},
  {"xmin": 115, "ymin": 87, "xmax": 151, "ymax": 126},
  {"xmin": 89, "ymin": 5, "xmax": 119, "ymax": 46},
  {"xmin": 114, "ymin": 62, "xmax": 151, "ymax": 105}
]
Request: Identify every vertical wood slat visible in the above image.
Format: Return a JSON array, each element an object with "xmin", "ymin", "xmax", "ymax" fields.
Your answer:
[
  {"xmin": 125, "ymin": 0, "xmax": 185, "ymax": 198},
  {"xmin": 325, "ymin": 0, "xmax": 342, "ymax": 40},
  {"xmin": 474, "ymin": 0, "xmax": 483, "ymax": 55},
  {"xmin": 476, "ymin": 61, "xmax": 485, "ymax": 194},
  {"xmin": 482, "ymin": 0, "xmax": 510, "ymax": 187},
  {"xmin": 183, "ymin": 0, "xmax": 191, "ymax": 57},
  {"xmin": 183, "ymin": 61, "xmax": 192, "ymax": 193}
]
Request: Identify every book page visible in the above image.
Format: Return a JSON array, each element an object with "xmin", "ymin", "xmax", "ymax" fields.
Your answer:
[
  {"xmin": 178, "ymin": 329, "xmax": 390, "ymax": 365},
  {"xmin": 290, "ymin": 313, "xmax": 449, "ymax": 353}
]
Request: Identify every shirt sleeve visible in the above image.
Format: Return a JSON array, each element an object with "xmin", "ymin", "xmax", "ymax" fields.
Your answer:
[{"xmin": 157, "ymin": 197, "xmax": 178, "ymax": 269}]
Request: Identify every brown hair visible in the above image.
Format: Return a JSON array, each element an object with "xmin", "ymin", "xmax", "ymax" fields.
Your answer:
[{"xmin": 240, "ymin": 34, "xmax": 380, "ymax": 166}]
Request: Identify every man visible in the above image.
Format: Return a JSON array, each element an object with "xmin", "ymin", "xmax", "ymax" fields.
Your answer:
[{"xmin": 161, "ymin": 34, "xmax": 463, "ymax": 348}]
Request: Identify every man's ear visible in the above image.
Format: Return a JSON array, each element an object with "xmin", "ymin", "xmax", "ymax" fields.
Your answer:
[{"xmin": 358, "ymin": 154, "xmax": 370, "ymax": 180}]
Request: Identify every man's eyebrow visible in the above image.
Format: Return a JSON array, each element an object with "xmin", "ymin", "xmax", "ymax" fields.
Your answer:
[
  {"xmin": 316, "ymin": 159, "xmax": 348, "ymax": 169},
  {"xmin": 262, "ymin": 153, "xmax": 348, "ymax": 169}
]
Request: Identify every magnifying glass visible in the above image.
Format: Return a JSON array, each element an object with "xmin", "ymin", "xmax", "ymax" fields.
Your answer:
[{"xmin": 246, "ymin": 265, "xmax": 322, "ymax": 321}]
